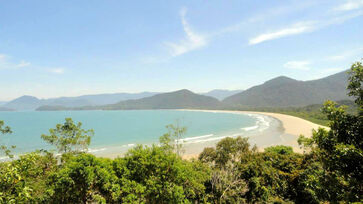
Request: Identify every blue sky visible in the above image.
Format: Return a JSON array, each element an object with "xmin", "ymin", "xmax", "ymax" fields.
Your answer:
[{"xmin": 0, "ymin": 0, "xmax": 362, "ymax": 101}]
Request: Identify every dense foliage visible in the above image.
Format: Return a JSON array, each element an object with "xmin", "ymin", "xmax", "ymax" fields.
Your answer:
[
  {"xmin": 0, "ymin": 120, "xmax": 15, "ymax": 158},
  {"xmin": 41, "ymin": 118, "xmax": 94, "ymax": 155},
  {"xmin": 0, "ymin": 60, "xmax": 362, "ymax": 203}
]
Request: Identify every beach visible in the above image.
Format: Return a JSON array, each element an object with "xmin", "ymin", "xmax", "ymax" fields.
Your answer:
[
  {"xmin": 180, "ymin": 110, "xmax": 329, "ymax": 159},
  {"xmin": 96, "ymin": 109, "xmax": 329, "ymax": 160},
  {"xmin": 86, "ymin": 109, "xmax": 329, "ymax": 159}
]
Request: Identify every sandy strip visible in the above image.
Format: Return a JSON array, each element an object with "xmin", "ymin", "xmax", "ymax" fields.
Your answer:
[
  {"xmin": 181, "ymin": 109, "xmax": 328, "ymax": 138},
  {"xmin": 180, "ymin": 109, "xmax": 329, "ymax": 158}
]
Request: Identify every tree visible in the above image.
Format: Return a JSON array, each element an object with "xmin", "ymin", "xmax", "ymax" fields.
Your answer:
[
  {"xmin": 0, "ymin": 163, "xmax": 33, "ymax": 203},
  {"xmin": 0, "ymin": 120, "xmax": 15, "ymax": 158},
  {"xmin": 113, "ymin": 145, "xmax": 210, "ymax": 203},
  {"xmin": 46, "ymin": 153, "xmax": 120, "ymax": 203},
  {"xmin": 41, "ymin": 118, "xmax": 94, "ymax": 155},
  {"xmin": 199, "ymin": 137, "xmax": 252, "ymax": 203},
  {"xmin": 264, "ymin": 145, "xmax": 293, "ymax": 155},
  {"xmin": 298, "ymin": 60, "xmax": 363, "ymax": 202},
  {"xmin": 347, "ymin": 60, "xmax": 363, "ymax": 113},
  {"xmin": 159, "ymin": 123, "xmax": 187, "ymax": 156}
]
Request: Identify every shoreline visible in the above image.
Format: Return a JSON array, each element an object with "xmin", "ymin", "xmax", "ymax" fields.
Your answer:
[
  {"xmin": 180, "ymin": 109, "xmax": 328, "ymax": 137},
  {"xmin": 179, "ymin": 109, "xmax": 329, "ymax": 159},
  {"xmin": 1, "ymin": 109, "xmax": 329, "ymax": 161},
  {"xmin": 97, "ymin": 109, "xmax": 328, "ymax": 160}
]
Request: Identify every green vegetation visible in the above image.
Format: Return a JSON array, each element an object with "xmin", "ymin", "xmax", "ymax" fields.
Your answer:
[
  {"xmin": 0, "ymin": 60, "xmax": 362, "ymax": 203},
  {"xmin": 223, "ymin": 70, "xmax": 349, "ymax": 107},
  {"xmin": 233, "ymin": 100, "xmax": 357, "ymax": 126},
  {"xmin": 41, "ymin": 118, "xmax": 94, "ymax": 155},
  {"xmin": 0, "ymin": 121, "xmax": 15, "ymax": 158}
]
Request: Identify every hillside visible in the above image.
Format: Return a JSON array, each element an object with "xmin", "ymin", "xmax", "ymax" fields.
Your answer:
[
  {"xmin": 223, "ymin": 71, "xmax": 350, "ymax": 107},
  {"xmin": 8, "ymin": 70, "xmax": 351, "ymax": 111},
  {"xmin": 101, "ymin": 89, "xmax": 222, "ymax": 110},
  {"xmin": 38, "ymin": 89, "xmax": 222, "ymax": 110},
  {"xmin": 3, "ymin": 95, "xmax": 43, "ymax": 110},
  {"xmin": 0, "ymin": 107, "xmax": 13, "ymax": 111},
  {"xmin": 201, "ymin": 89, "xmax": 243, "ymax": 100},
  {"xmin": 2, "ymin": 92, "xmax": 159, "ymax": 111}
]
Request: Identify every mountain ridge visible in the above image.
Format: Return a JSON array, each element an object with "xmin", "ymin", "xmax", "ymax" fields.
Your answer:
[
  {"xmin": 7, "ymin": 70, "xmax": 351, "ymax": 111},
  {"xmin": 2, "ymin": 92, "xmax": 160, "ymax": 111},
  {"xmin": 223, "ymin": 70, "xmax": 350, "ymax": 107},
  {"xmin": 201, "ymin": 89, "xmax": 243, "ymax": 100},
  {"xmin": 37, "ymin": 89, "xmax": 222, "ymax": 111}
]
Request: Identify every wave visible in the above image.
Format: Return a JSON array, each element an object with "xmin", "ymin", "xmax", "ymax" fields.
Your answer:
[
  {"xmin": 184, "ymin": 133, "xmax": 242, "ymax": 144},
  {"xmin": 88, "ymin": 148, "xmax": 107, "ymax": 153},
  {"xmin": 245, "ymin": 114, "xmax": 270, "ymax": 132},
  {"xmin": 241, "ymin": 125, "xmax": 259, "ymax": 131},
  {"xmin": 121, "ymin": 143, "xmax": 136, "ymax": 147},
  {"xmin": 180, "ymin": 134, "xmax": 214, "ymax": 142},
  {"xmin": 182, "ymin": 114, "xmax": 273, "ymax": 144}
]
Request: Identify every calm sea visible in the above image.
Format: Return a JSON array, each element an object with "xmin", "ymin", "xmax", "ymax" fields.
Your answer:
[{"xmin": 0, "ymin": 110, "xmax": 280, "ymax": 158}]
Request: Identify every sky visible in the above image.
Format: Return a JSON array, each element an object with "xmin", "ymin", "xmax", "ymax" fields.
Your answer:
[{"xmin": 1, "ymin": 0, "xmax": 363, "ymax": 101}]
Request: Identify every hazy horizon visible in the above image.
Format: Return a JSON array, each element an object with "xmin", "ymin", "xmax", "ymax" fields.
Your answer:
[
  {"xmin": 1, "ymin": 0, "xmax": 363, "ymax": 101},
  {"xmin": 1, "ymin": 68, "xmax": 348, "ymax": 102}
]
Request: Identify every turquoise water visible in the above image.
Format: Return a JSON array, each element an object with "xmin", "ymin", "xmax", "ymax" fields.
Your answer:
[{"xmin": 0, "ymin": 110, "xmax": 263, "ymax": 156}]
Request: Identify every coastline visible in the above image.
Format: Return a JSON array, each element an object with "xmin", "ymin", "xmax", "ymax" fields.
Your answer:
[
  {"xmin": 1, "ymin": 109, "xmax": 330, "ymax": 161},
  {"xmin": 94, "ymin": 109, "xmax": 329, "ymax": 160},
  {"xmin": 179, "ymin": 109, "xmax": 329, "ymax": 159},
  {"xmin": 180, "ymin": 109, "xmax": 328, "ymax": 137}
]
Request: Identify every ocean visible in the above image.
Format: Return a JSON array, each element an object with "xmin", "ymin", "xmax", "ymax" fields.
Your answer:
[{"xmin": 0, "ymin": 110, "xmax": 283, "ymax": 159}]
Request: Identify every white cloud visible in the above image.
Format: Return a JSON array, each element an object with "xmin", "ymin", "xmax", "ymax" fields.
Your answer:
[
  {"xmin": 249, "ymin": 21, "xmax": 316, "ymax": 45},
  {"xmin": 165, "ymin": 8, "xmax": 207, "ymax": 56},
  {"xmin": 16, "ymin": 60, "xmax": 31, "ymax": 68},
  {"xmin": 49, "ymin": 68, "xmax": 65, "ymax": 74},
  {"xmin": 0, "ymin": 54, "xmax": 31, "ymax": 69},
  {"xmin": 334, "ymin": 0, "xmax": 363, "ymax": 11},
  {"xmin": 326, "ymin": 47, "xmax": 363, "ymax": 61},
  {"xmin": 0, "ymin": 53, "xmax": 66, "ymax": 74},
  {"xmin": 249, "ymin": 5, "xmax": 363, "ymax": 45},
  {"xmin": 284, "ymin": 60, "xmax": 311, "ymax": 70}
]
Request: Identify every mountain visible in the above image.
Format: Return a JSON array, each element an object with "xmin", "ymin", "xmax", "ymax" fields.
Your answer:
[
  {"xmin": 0, "ymin": 107, "xmax": 13, "ymax": 111},
  {"xmin": 2, "ymin": 92, "xmax": 159, "ymax": 111},
  {"xmin": 201, "ymin": 89, "xmax": 243, "ymax": 100},
  {"xmin": 101, "ymin": 89, "xmax": 222, "ymax": 110},
  {"xmin": 38, "ymin": 89, "xmax": 222, "ymax": 111},
  {"xmin": 223, "ymin": 70, "xmax": 350, "ymax": 108},
  {"xmin": 3, "ymin": 96, "xmax": 43, "ymax": 111},
  {"xmin": 41, "ymin": 92, "xmax": 159, "ymax": 108}
]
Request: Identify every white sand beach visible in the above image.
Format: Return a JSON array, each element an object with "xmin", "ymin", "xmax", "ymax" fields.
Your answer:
[
  {"xmin": 96, "ymin": 109, "xmax": 329, "ymax": 160},
  {"xmin": 180, "ymin": 110, "xmax": 329, "ymax": 159}
]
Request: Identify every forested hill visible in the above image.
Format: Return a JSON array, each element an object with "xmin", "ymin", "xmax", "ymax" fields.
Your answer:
[
  {"xmin": 101, "ymin": 89, "xmax": 222, "ymax": 110},
  {"xmin": 34, "ymin": 70, "xmax": 351, "ymax": 111},
  {"xmin": 2, "ymin": 92, "xmax": 159, "ymax": 111},
  {"xmin": 37, "ymin": 89, "xmax": 222, "ymax": 110},
  {"xmin": 223, "ymin": 70, "xmax": 350, "ymax": 107},
  {"xmin": 201, "ymin": 89, "xmax": 243, "ymax": 100}
]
